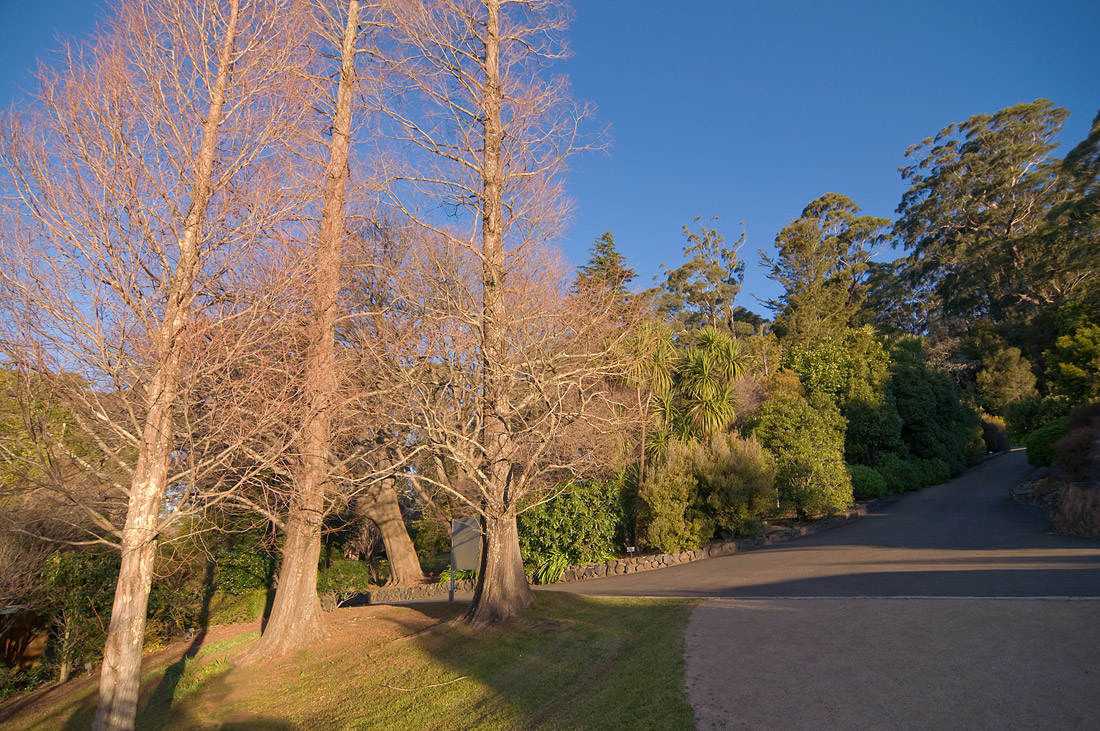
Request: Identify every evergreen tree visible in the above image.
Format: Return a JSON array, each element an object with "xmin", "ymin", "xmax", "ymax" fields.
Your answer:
[
  {"xmin": 894, "ymin": 100, "xmax": 1073, "ymax": 326},
  {"xmin": 574, "ymin": 231, "xmax": 637, "ymax": 307},
  {"xmin": 763, "ymin": 193, "xmax": 889, "ymax": 345}
]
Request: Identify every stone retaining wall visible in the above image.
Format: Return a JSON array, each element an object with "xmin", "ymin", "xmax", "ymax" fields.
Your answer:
[
  {"xmin": 361, "ymin": 578, "xmax": 476, "ymax": 605},
  {"xmin": 360, "ymin": 503, "xmax": 871, "ymax": 603},
  {"xmin": 560, "ymin": 503, "xmax": 870, "ymax": 582}
]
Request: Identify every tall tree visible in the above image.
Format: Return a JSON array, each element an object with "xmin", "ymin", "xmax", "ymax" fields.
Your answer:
[
  {"xmin": 658, "ymin": 217, "xmax": 746, "ymax": 334},
  {"xmin": 238, "ymin": 0, "xmax": 364, "ymax": 663},
  {"xmin": 894, "ymin": 100, "xmax": 1072, "ymax": 326},
  {"xmin": 762, "ymin": 193, "xmax": 889, "ymax": 345},
  {"xmin": 1040, "ymin": 108, "xmax": 1100, "ymax": 308},
  {"xmin": 0, "ymin": 1, "xmax": 300, "ymax": 727},
  {"xmin": 380, "ymin": 0, "xmax": 616, "ymax": 625}
]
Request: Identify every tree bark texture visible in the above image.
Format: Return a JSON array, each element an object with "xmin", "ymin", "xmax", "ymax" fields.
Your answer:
[
  {"xmin": 360, "ymin": 479, "xmax": 424, "ymax": 585},
  {"xmin": 92, "ymin": 3, "xmax": 240, "ymax": 729},
  {"xmin": 466, "ymin": 510, "xmax": 532, "ymax": 627},
  {"xmin": 243, "ymin": 0, "xmax": 359, "ymax": 661},
  {"xmin": 465, "ymin": 0, "xmax": 534, "ymax": 625}
]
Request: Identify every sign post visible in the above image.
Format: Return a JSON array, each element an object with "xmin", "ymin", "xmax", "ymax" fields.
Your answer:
[{"xmin": 449, "ymin": 517, "xmax": 481, "ymax": 605}]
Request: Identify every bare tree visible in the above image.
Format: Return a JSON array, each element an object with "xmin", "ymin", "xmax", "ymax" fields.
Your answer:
[
  {"xmin": 374, "ymin": 0, "xmax": 613, "ymax": 624},
  {"xmin": 0, "ymin": 1, "xmax": 303, "ymax": 727}
]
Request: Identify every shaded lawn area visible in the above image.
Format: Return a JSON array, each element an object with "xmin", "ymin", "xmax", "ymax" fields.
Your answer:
[{"xmin": 2, "ymin": 593, "xmax": 696, "ymax": 730}]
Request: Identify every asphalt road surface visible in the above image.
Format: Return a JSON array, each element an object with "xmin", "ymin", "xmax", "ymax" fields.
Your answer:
[
  {"xmin": 551, "ymin": 449, "xmax": 1100, "ymax": 730},
  {"xmin": 546, "ymin": 449, "xmax": 1100, "ymax": 600}
]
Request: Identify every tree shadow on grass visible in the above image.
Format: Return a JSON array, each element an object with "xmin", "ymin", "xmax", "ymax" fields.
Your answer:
[{"xmin": 286, "ymin": 593, "xmax": 697, "ymax": 730}]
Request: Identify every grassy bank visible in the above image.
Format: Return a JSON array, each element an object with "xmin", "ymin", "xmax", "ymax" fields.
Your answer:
[{"xmin": 1, "ymin": 593, "xmax": 696, "ymax": 730}]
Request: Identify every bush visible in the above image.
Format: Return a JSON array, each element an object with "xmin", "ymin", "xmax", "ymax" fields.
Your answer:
[
  {"xmin": 0, "ymin": 663, "xmax": 55, "ymax": 701},
  {"xmin": 207, "ymin": 589, "xmax": 269, "ymax": 626},
  {"xmin": 974, "ymin": 347, "xmax": 1037, "ymax": 415},
  {"xmin": 873, "ymin": 452, "xmax": 924, "ymax": 493},
  {"xmin": 695, "ymin": 433, "xmax": 776, "ymax": 536},
  {"xmin": 888, "ymin": 338, "xmax": 976, "ymax": 475},
  {"xmin": 639, "ymin": 442, "xmax": 713, "ymax": 552},
  {"xmin": 519, "ymin": 476, "xmax": 626, "ymax": 566},
  {"xmin": 1053, "ymin": 403, "xmax": 1100, "ymax": 481},
  {"xmin": 1024, "ymin": 416, "xmax": 1072, "ymax": 467},
  {"xmin": 1045, "ymin": 306, "xmax": 1100, "ymax": 403},
  {"xmin": 844, "ymin": 397, "xmax": 904, "ymax": 465},
  {"xmin": 919, "ymin": 458, "xmax": 952, "ymax": 486},
  {"xmin": 1002, "ymin": 396, "xmax": 1072, "ymax": 443},
  {"xmin": 411, "ymin": 515, "xmax": 451, "ymax": 560},
  {"xmin": 318, "ymin": 557, "xmax": 377, "ymax": 604},
  {"xmin": 981, "ymin": 415, "xmax": 1011, "ymax": 453},
  {"xmin": 847, "ymin": 464, "xmax": 886, "ymax": 500},
  {"xmin": 750, "ymin": 395, "xmax": 853, "ymax": 517}
]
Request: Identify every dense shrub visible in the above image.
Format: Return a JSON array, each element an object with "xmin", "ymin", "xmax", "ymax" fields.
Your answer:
[
  {"xmin": 981, "ymin": 415, "xmax": 1011, "ymax": 453},
  {"xmin": 750, "ymin": 395, "xmax": 853, "ymax": 517},
  {"xmin": 873, "ymin": 452, "xmax": 924, "ymax": 493},
  {"xmin": 519, "ymin": 475, "xmax": 626, "ymax": 565},
  {"xmin": 207, "ymin": 589, "xmax": 268, "ymax": 626},
  {"xmin": 919, "ymin": 458, "xmax": 952, "ymax": 486},
  {"xmin": 888, "ymin": 338, "xmax": 978, "ymax": 475},
  {"xmin": 1053, "ymin": 403, "xmax": 1100, "ymax": 481},
  {"xmin": 318, "ymin": 557, "xmax": 377, "ymax": 608},
  {"xmin": 974, "ymin": 347, "xmax": 1037, "ymax": 415},
  {"xmin": 847, "ymin": 464, "xmax": 886, "ymax": 500},
  {"xmin": 411, "ymin": 515, "xmax": 452, "ymax": 560},
  {"xmin": 1024, "ymin": 416, "xmax": 1072, "ymax": 467},
  {"xmin": 1045, "ymin": 305, "xmax": 1100, "ymax": 403},
  {"xmin": 639, "ymin": 442, "xmax": 713, "ymax": 552},
  {"xmin": 36, "ymin": 549, "xmax": 119, "ymax": 675},
  {"xmin": 695, "ymin": 433, "xmax": 776, "ymax": 537},
  {"xmin": 1002, "ymin": 396, "xmax": 1072, "ymax": 443},
  {"xmin": 782, "ymin": 328, "xmax": 891, "ymax": 405},
  {"xmin": 844, "ymin": 397, "xmax": 904, "ymax": 465}
]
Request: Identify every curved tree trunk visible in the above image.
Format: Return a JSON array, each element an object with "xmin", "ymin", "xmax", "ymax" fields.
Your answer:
[{"xmin": 360, "ymin": 479, "xmax": 424, "ymax": 585}]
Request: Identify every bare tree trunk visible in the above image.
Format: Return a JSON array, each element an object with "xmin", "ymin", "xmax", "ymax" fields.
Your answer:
[
  {"xmin": 465, "ymin": 0, "xmax": 533, "ymax": 624},
  {"xmin": 242, "ymin": 0, "xmax": 359, "ymax": 661},
  {"xmin": 467, "ymin": 509, "xmax": 530, "ymax": 627},
  {"xmin": 57, "ymin": 618, "xmax": 72, "ymax": 685},
  {"xmin": 360, "ymin": 479, "xmax": 424, "ymax": 585},
  {"xmin": 92, "ymin": 4, "xmax": 240, "ymax": 728}
]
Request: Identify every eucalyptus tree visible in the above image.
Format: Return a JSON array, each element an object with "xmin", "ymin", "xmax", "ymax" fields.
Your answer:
[
  {"xmin": 894, "ymin": 100, "xmax": 1073, "ymax": 327},
  {"xmin": 657, "ymin": 218, "xmax": 746, "ymax": 334}
]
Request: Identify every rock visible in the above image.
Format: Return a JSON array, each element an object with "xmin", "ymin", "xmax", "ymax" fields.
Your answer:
[{"xmin": 1051, "ymin": 483, "xmax": 1100, "ymax": 537}]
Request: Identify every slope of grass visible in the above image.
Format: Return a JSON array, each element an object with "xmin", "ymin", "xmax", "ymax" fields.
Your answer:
[{"xmin": 2, "ymin": 593, "xmax": 696, "ymax": 730}]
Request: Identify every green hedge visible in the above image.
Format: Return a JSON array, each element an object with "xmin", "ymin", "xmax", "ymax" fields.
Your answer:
[{"xmin": 1024, "ymin": 416, "xmax": 1072, "ymax": 467}]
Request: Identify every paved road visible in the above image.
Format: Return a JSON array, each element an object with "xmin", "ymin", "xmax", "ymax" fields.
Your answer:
[
  {"xmin": 546, "ymin": 450, "xmax": 1100, "ymax": 599},
  {"xmin": 551, "ymin": 449, "xmax": 1100, "ymax": 730}
]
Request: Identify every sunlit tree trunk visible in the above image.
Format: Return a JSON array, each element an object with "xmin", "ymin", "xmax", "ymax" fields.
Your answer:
[
  {"xmin": 91, "ymin": 5, "xmax": 241, "ymax": 728},
  {"xmin": 242, "ymin": 0, "xmax": 360, "ymax": 661},
  {"xmin": 465, "ymin": 0, "xmax": 533, "ymax": 625}
]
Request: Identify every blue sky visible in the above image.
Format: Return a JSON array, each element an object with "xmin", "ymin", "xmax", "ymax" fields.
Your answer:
[{"xmin": 2, "ymin": 1, "xmax": 1097, "ymax": 315}]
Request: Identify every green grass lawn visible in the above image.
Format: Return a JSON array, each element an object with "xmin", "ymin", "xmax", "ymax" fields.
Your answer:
[{"xmin": 3, "ymin": 593, "xmax": 697, "ymax": 730}]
